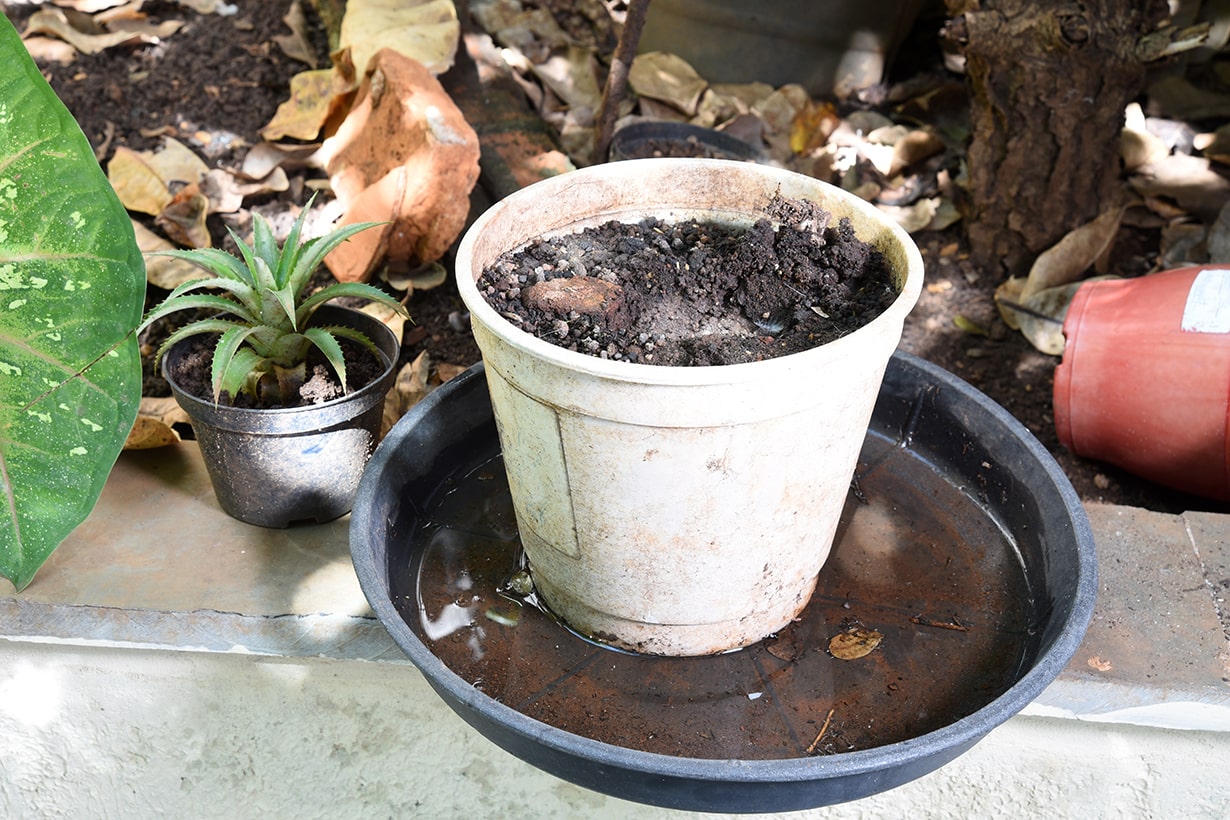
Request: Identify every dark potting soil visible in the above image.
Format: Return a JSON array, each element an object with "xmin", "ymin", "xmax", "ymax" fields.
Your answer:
[
  {"xmin": 167, "ymin": 333, "xmax": 385, "ymax": 409},
  {"xmin": 477, "ymin": 195, "xmax": 897, "ymax": 366}
]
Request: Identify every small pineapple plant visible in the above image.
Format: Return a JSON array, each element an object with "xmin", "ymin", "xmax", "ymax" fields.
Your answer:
[{"xmin": 138, "ymin": 197, "xmax": 408, "ymax": 406}]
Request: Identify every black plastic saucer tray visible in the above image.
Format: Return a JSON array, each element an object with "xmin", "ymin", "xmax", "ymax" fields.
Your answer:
[{"xmin": 349, "ymin": 351, "xmax": 1096, "ymax": 813}]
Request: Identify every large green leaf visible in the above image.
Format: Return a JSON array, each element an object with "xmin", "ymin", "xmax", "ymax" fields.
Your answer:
[{"xmin": 0, "ymin": 17, "xmax": 144, "ymax": 590}]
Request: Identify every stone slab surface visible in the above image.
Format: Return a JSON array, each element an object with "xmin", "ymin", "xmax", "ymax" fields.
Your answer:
[{"xmin": 3, "ymin": 445, "xmax": 1230, "ymax": 729}]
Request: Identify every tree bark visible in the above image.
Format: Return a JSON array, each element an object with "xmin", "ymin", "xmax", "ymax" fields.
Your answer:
[{"xmin": 944, "ymin": 0, "xmax": 1170, "ymax": 277}]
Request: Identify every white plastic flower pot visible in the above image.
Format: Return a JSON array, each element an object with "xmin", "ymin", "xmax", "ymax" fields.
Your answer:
[{"xmin": 455, "ymin": 159, "xmax": 924, "ymax": 656}]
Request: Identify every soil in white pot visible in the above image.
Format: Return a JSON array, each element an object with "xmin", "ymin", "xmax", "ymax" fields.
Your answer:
[{"xmin": 476, "ymin": 194, "xmax": 897, "ymax": 366}]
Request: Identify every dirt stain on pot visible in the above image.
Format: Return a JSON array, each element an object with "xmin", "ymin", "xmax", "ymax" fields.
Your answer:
[{"xmin": 391, "ymin": 429, "xmax": 1041, "ymax": 760}]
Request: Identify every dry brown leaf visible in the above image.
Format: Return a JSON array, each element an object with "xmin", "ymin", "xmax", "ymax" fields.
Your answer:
[
  {"xmin": 1086, "ymin": 655, "xmax": 1114, "ymax": 672},
  {"xmin": 1197, "ymin": 123, "xmax": 1230, "ymax": 166},
  {"xmin": 888, "ymin": 128, "xmax": 945, "ymax": 178},
  {"xmin": 1022, "ymin": 207, "xmax": 1124, "ymax": 301},
  {"xmin": 789, "ymin": 100, "xmax": 839, "ymax": 155},
  {"xmin": 436, "ymin": 362, "xmax": 467, "ymax": 382},
  {"xmin": 1121, "ymin": 102, "xmax": 1169, "ymax": 171},
  {"xmin": 55, "ymin": 0, "xmax": 132, "ymax": 11},
  {"xmin": 469, "ymin": 0, "xmax": 569, "ymax": 57},
  {"xmin": 146, "ymin": 137, "xmax": 209, "ymax": 185},
  {"xmin": 382, "ymin": 352, "xmax": 433, "ymax": 435},
  {"xmin": 239, "ymin": 141, "xmax": 323, "ymax": 180},
  {"xmin": 337, "ymin": 0, "xmax": 459, "ymax": 78},
  {"xmin": 628, "ymin": 51, "xmax": 708, "ymax": 116},
  {"xmin": 533, "ymin": 46, "xmax": 603, "ymax": 113},
  {"xmin": 829, "ymin": 628, "xmax": 882, "ymax": 660},
  {"xmin": 18, "ymin": 36, "xmax": 78, "ymax": 64},
  {"xmin": 994, "ymin": 276, "xmax": 1027, "ymax": 331},
  {"xmin": 173, "ymin": 0, "xmax": 235, "ymax": 13},
  {"xmin": 1132, "ymin": 152, "xmax": 1230, "ymax": 219},
  {"xmin": 274, "ymin": 0, "xmax": 317, "ymax": 67},
  {"xmin": 199, "ymin": 167, "xmax": 289, "ymax": 214},
  {"xmin": 103, "ymin": 18, "xmax": 185, "ymax": 39},
  {"xmin": 260, "ymin": 69, "xmax": 346, "ymax": 142},
  {"xmin": 123, "ymin": 397, "xmax": 189, "ymax": 450},
  {"xmin": 134, "ymin": 220, "xmax": 203, "ymax": 288},
  {"xmin": 108, "ymin": 146, "xmax": 174, "ymax": 215},
  {"xmin": 877, "ymin": 197, "xmax": 938, "ymax": 234},
  {"xmin": 23, "ymin": 8, "xmax": 176, "ymax": 54},
  {"xmin": 1004, "ymin": 282, "xmax": 1084, "ymax": 356},
  {"xmin": 155, "ymin": 186, "xmax": 211, "ymax": 248},
  {"xmin": 124, "ymin": 415, "xmax": 181, "ymax": 450}
]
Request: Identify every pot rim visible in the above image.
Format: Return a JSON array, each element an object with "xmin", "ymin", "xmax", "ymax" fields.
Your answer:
[{"xmin": 455, "ymin": 158, "xmax": 925, "ymax": 387}]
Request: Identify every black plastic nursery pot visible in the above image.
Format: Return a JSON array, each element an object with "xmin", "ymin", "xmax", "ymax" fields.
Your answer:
[
  {"xmin": 349, "ymin": 352, "xmax": 1096, "ymax": 813},
  {"xmin": 609, "ymin": 121, "xmax": 762, "ymax": 162},
  {"xmin": 165, "ymin": 305, "xmax": 399, "ymax": 528}
]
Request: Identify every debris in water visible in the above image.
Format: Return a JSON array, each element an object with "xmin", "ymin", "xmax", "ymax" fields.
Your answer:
[{"xmin": 806, "ymin": 707, "xmax": 836, "ymax": 754}]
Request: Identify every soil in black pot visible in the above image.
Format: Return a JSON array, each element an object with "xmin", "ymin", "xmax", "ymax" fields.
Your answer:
[
  {"xmin": 168, "ymin": 334, "xmax": 387, "ymax": 409},
  {"xmin": 477, "ymin": 195, "xmax": 897, "ymax": 366}
]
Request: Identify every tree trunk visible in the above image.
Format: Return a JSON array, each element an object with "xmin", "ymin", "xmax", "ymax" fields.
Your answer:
[{"xmin": 944, "ymin": 0, "xmax": 1170, "ymax": 277}]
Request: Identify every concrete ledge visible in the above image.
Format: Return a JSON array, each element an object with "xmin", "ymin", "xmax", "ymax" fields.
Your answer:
[{"xmin": 3, "ymin": 444, "xmax": 1230, "ymax": 816}]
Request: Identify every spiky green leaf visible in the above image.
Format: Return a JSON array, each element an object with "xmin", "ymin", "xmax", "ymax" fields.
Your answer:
[
  {"xmin": 286, "ymin": 221, "xmax": 385, "ymax": 296},
  {"xmin": 297, "ymin": 281, "xmax": 408, "ymax": 325},
  {"xmin": 211, "ymin": 326, "xmax": 263, "ymax": 401},
  {"xmin": 147, "ymin": 247, "xmax": 255, "ymax": 287},
  {"xmin": 302, "ymin": 327, "xmax": 349, "ymax": 392}
]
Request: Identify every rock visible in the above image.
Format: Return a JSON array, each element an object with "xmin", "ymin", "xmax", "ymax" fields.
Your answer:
[
  {"xmin": 523, "ymin": 276, "xmax": 627, "ymax": 321},
  {"xmin": 321, "ymin": 49, "xmax": 481, "ymax": 282}
]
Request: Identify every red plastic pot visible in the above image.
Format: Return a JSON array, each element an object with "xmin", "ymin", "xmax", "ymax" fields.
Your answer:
[{"xmin": 1054, "ymin": 265, "xmax": 1230, "ymax": 501}]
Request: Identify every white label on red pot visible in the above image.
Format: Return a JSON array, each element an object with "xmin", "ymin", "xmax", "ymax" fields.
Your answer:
[{"xmin": 1182, "ymin": 269, "xmax": 1230, "ymax": 333}]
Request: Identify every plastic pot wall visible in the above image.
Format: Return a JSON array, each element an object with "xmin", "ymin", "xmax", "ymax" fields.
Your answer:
[
  {"xmin": 454, "ymin": 158, "xmax": 924, "ymax": 656},
  {"xmin": 1054, "ymin": 265, "xmax": 1230, "ymax": 501},
  {"xmin": 164, "ymin": 305, "xmax": 400, "ymax": 527}
]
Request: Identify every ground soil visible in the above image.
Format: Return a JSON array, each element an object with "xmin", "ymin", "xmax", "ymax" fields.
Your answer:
[
  {"xmin": 477, "ymin": 199, "xmax": 896, "ymax": 366},
  {"xmin": 4, "ymin": 0, "xmax": 1222, "ymax": 514}
]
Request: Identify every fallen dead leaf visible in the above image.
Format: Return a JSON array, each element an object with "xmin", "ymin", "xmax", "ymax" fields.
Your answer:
[
  {"xmin": 1022, "ymin": 207, "xmax": 1124, "ymax": 301},
  {"xmin": 629, "ymin": 51, "xmax": 709, "ymax": 116},
  {"xmin": 18, "ymin": 36, "xmax": 78, "ymax": 64},
  {"xmin": 260, "ymin": 68, "xmax": 349, "ymax": 142},
  {"xmin": 829, "ymin": 628, "xmax": 882, "ymax": 660},
  {"xmin": 337, "ymin": 0, "xmax": 460, "ymax": 79},
  {"xmin": 108, "ymin": 147, "xmax": 174, "ymax": 216},
  {"xmin": 240, "ymin": 141, "xmax": 323, "ymax": 180},
  {"xmin": 200, "ymin": 167, "xmax": 289, "ymax": 215},
  {"xmin": 1132, "ymin": 153, "xmax": 1230, "ymax": 220},
  {"xmin": 1087, "ymin": 655, "xmax": 1114, "ymax": 672},
  {"xmin": 24, "ymin": 8, "xmax": 181, "ymax": 54},
  {"xmin": 155, "ymin": 185, "xmax": 211, "ymax": 248},
  {"xmin": 274, "ymin": 0, "xmax": 317, "ymax": 67},
  {"xmin": 123, "ymin": 397, "xmax": 190, "ymax": 450},
  {"xmin": 135, "ymin": 220, "xmax": 204, "ymax": 289}
]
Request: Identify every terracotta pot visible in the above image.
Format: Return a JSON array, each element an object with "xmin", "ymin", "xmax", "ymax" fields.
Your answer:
[
  {"xmin": 164, "ymin": 305, "xmax": 400, "ymax": 527},
  {"xmin": 454, "ymin": 158, "xmax": 924, "ymax": 655},
  {"xmin": 1054, "ymin": 265, "xmax": 1230, "ymax": 501}
]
